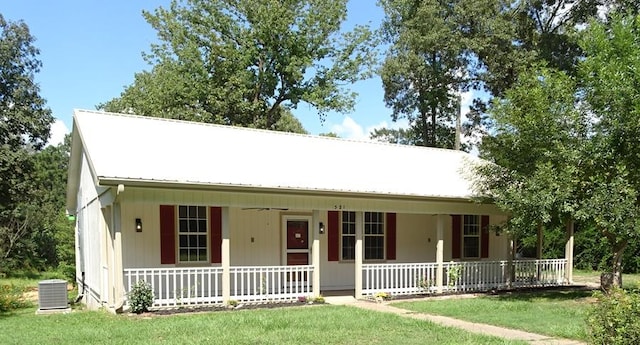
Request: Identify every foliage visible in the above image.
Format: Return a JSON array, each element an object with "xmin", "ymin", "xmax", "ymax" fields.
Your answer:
[
  {"xmin": 575, "ymin": 13, "xmax": 640, "ymax": 285},
  {"xmin": 587, "ymin": 287, "xmax": 640, "ymax": 345},
  {"xmin": 100, "ymin": 0, "xmax": 376, "ymax": 130},
  {"xmin": 474, "ymin": 65, "xmax": 584, "ymax": 239},
  {"xmin": 0, "ymin": 284, "xmax": 30, "ymax": 312},
  {"xmin": 0, "ymin": 14, "xmax": 57, "ymax": 273},
  {"xmin": 128, "ymin": 280, "xmax": 154, "ymax": 314},
  {"xmin": 476, "ymin": 13, "xmax": 640, "ymax": 284},
  {"xmin": 379, "ymin": 0, "xmax": 475, "ymax": 148}
]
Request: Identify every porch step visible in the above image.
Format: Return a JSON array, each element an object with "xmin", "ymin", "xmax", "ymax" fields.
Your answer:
[{"xmin": 323, "ymin": 295, "xmax": 356, "ymax": 305}]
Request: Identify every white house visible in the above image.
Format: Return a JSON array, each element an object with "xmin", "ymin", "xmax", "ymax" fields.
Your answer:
[{"xmin": 66, "ymin": 109, "xmax": 573, "ymax": 312}]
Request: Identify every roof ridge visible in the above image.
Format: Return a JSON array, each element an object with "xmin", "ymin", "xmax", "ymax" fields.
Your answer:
[{"xmin": 73, "ymin": 109, "xmax": 469, "ymax": 155}]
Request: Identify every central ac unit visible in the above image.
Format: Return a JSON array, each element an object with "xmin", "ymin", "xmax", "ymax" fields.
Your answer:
[{"xmin": 38, "ymin": 279, "xmax": 68, "ymax": 310}]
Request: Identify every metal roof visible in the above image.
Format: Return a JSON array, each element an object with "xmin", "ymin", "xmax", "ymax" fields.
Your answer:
[{"xmin": 71, "ymin": 109, "xmax": 482, "ymax": 199}]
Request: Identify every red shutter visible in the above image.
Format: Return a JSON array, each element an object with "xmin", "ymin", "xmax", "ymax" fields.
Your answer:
[
  {"xmin": 481, "ymin": 215, "xmax": 490, "ymax": 258},
  {"xmin": 210, "ymin": 207, "xmax": 222, "ymax": 264},
  {"xmin": 328, "ymin": 211, "xmax": 340, "ymax": 261},
  {"xmin": 386, "ymin": 213, "xmax": 396, "ymax": 260},
  {"xmin": 160, "ymin": 205, "xmax": 176, "ymax": 264},
  {"xmin": 451, "ymin": 215, "xmax": 461, "ymax": 259}
]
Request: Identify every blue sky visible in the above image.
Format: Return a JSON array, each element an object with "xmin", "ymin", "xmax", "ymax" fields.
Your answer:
[{"xmin": 3, "ymin": 1, "xmax": 471, "ymax": 145}]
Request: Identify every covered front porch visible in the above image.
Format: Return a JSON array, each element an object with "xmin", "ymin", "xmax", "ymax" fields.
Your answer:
[{"xmin": 120, "ymin": 209, "xmax": 574, "ymax": 308}]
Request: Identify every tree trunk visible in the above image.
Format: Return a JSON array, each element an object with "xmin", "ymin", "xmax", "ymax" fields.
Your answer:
[{"xmin": 611, "ymin": 239, "xmax": 627, "ymax": 287}]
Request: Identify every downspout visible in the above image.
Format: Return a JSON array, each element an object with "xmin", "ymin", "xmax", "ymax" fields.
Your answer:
[{"xmin": 113, "ymin": 184, "xmax": 126, "ymax": 312}]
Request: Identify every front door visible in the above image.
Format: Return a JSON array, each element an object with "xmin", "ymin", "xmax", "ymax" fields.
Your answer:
[{"xmin": 282, "ymin": 216, "xmax": 311, "ymax": 266}]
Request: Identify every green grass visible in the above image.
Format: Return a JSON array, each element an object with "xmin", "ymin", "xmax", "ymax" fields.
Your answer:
[
  {"xmin": 393, "ymin": 289, "xmax": 593, "ymax": 341},
  {"xmin": 0, "ymin": 305, "xmax": 526, "ymax": 345},
  {"xmin": 0, "ymin": 270, "xmax": 68, "ymax": 290},
  {"xmin": 573, "ymin": 269, "xmax": 640, "ymax": 289}
]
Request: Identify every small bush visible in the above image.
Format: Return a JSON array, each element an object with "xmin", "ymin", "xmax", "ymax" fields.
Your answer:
[
  {"xmin": 56, "ymin": 262, "xmax": 76, "ymax": 285},
  {"xmin": 0, "ymin": 284, "xmax": 30, "ymax": 312},
  {"xmin": 128, "ymin": 280, "xmax": 154, "ymax": 314},
  {"xmin": 586, "ymin": 287, "xmax": 640, "ymax": 345}
]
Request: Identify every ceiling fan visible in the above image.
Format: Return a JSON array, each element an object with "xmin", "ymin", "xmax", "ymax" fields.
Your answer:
[{"xmin": 240, "ymin": 207, "xmax": 289, "ymax": 211}]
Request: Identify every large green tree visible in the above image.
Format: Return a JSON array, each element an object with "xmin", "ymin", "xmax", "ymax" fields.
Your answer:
[
  {"xmin": 0, "ymin": 14, "xmax": 54, "ymax": 271},
  {"xmin": 576, "ymin": 13, "xmax": 640, "ymax": 285},
  {"xmin": 379, "ymin": 0, "xmax": 475, "ymax": 148},
  {"xmin": 477, "ymin": 13, "xmax": 640, "ymax": 286},
  {"xmin": 475, "ymin": 65, "xmax": 585, "ymax": 240},
  {"xmin": 101, "ymin": 0, "xmax": 375, "ymax": 130}
]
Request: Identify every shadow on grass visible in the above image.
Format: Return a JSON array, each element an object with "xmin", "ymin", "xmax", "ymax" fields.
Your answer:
[{"xmin": 486, "ymin": 287, "xmax": 595, "ymax": 302}]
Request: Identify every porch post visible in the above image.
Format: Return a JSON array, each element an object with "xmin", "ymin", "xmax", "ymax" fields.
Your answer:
[
  {"xmin": 355, "ymin": 211, "xmax": 363, "ymax": 299},
  {"xmin": 312, "ymin": 210, "xmax": 320, "ymax": 297},
  {"xmin": 506, "ymin": 235, "xmax": 515, "ymax": 288},
  {"xmin": 565, "ymin": 219, "xmax": 574, "ymax": 284},
  {"xmin": 436, "ymin": 214, "xmax": 444, "ymax": 293},
  {"xmin": 112, "ymin": 203, "xmax": 124, "ymax": 311},
  {"xmin": 221, "ymin": 207, "xmax": 231, "ymax": 303}
]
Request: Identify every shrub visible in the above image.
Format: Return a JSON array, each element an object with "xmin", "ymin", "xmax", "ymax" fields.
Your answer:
[
  {"xmin": 0, "ymin": 284, "xmax": 30, "ymax": 312},
  {"xmin": 128, "ymin": 280, "xmax": 154, "ymax": 314},
  {"xmin": 586, "ymin": 287, "xmax": 640, "ymax": 345}
]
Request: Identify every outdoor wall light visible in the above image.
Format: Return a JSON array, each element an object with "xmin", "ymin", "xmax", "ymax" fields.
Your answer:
[
  {"xmin": 319, "ymin": 222, "xmax": 325, "ymax": 234},
  {"xmin": 135, "ymin": 218, "xmax": 142, "ymax": 232}
]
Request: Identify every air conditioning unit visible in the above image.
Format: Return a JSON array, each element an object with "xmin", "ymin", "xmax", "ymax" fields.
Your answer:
[{"xmin": 38, "ymin": 279, "xmax": 68, "ymax": 310}]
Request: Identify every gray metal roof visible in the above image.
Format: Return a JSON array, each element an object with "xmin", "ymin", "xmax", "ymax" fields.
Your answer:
[{"xmin": 71, "ymin": 109, "xmax": 481, "ymax": 199}]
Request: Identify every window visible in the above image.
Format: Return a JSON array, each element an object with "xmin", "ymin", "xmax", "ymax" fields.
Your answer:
[
  {"xmin": 364, "ymin": 212, "xmax": 385, "ymax": 260},
  {"xmin": 178, "ymin": 205, "xmax": 208, "ymax": 262},
  {"xmin": 341, "ymin": 211, "xmax": 385, "ymax": 261},
  {"xmin": 462, "ymin": 215, "xmax": 480, "ymax": 258},
  {"xmin": 341, "ymin": 211, "xmax": 355, "ymax": 260}
]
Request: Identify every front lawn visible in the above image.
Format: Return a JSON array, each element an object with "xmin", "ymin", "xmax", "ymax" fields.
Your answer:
[
  {"xmin": 393, "ymin": 289, "xmax": 593, "ymax": 341},
  {"xmin": 0, "ymin": 305, "xmax": 525, "ymax": 345}
]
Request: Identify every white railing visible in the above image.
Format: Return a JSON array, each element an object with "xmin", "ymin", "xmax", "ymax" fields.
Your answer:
[
  {"xmin": 443, "ymin": 261, "xmax": 509, "ymax": 292},
  {"xmin": 124, "ymin": 267, "xmax": 223, "ymax": 307},
  {"xmin": 230, "ymin": 265, "xmax": 313, "ymax": 302},
  {"xmin": 363, "ymin": 259, "xmax": 568, "ymax": 297},
  {"xmin": 362, "ymin": 262, "xmax": 438, "ymax": 295},
  {"xmin": 513, "ymin": 259, "xmax": 566, "ymax": 287},
  {"xmin": 124, "ymin": 265, "xmax": 314, "ymax": 307}
]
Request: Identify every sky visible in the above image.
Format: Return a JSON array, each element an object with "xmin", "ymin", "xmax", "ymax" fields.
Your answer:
[{"xmin": 3, "ymin": 1, "xmax": 473, "ymax": 145}]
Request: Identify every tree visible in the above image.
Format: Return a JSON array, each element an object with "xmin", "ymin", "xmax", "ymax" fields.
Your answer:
[
  {"xmin": 475, "ymin": 65, "xmax": 585, "ymax": 241},
  {"xmin": 0, "ymin": 14, "xmax": 54, "ymax": 271},
  {"xmin": 101, "ymin": 0, "xmax": 375, "ymax": 130},
  {"xmin": 577, "ymin": 13, "xmax": 640, "ymax": 286},
  {"xmin": 379, "ymin": 0, "xmax": 471, "ymax": 148},
  {"xmin": 370, "ymin": 127, "xmax": 417, "ymax": 145},
  {"xmin": 476, "ymin": 14, "xmax": 640, "ymax": 287},
  {"xmin": 464, "ymin": 1, "xmax": 615, "ymax": 145}
]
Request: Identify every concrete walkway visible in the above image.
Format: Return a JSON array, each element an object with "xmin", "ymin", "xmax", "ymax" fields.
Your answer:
[{"xmin": 336, "ymin": 299, "xmax": 586, "ymax": 345}]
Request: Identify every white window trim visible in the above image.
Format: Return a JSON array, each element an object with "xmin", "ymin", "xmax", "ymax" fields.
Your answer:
[
  {"xmin": 340, "ymin": 211, "xmax": 386, "ymax": 262},
  {"xmin": 177, "ymin": 205, "xmax": 209, "ymax": 264},
  {"xmin": 462, "ymin": 215, "xmax": 480, "ymax": 259}
]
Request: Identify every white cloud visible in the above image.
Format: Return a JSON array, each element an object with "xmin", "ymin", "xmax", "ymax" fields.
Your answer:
[
  {"xmin": 48, "ymin": 119, "xmax": 69, "ymax": 146},
  {"xmin": 330, "ymin": 116, "xmax": 410, "ymax": 141}
]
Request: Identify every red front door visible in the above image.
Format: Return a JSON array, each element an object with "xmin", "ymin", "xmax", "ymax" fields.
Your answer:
[{"xmin": 286, "ymin": 220, "xmax": 309, "ymax": 265}]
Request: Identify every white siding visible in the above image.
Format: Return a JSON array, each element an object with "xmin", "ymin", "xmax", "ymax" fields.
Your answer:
[{"xmin": 74, "ymin": 152, "xmax": 107, "ymax": 308}]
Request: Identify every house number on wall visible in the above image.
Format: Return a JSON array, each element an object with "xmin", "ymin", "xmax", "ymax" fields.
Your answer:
[{"xmin": 333, "ymin": 204, "xmax": 346, "ymax": 210}]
